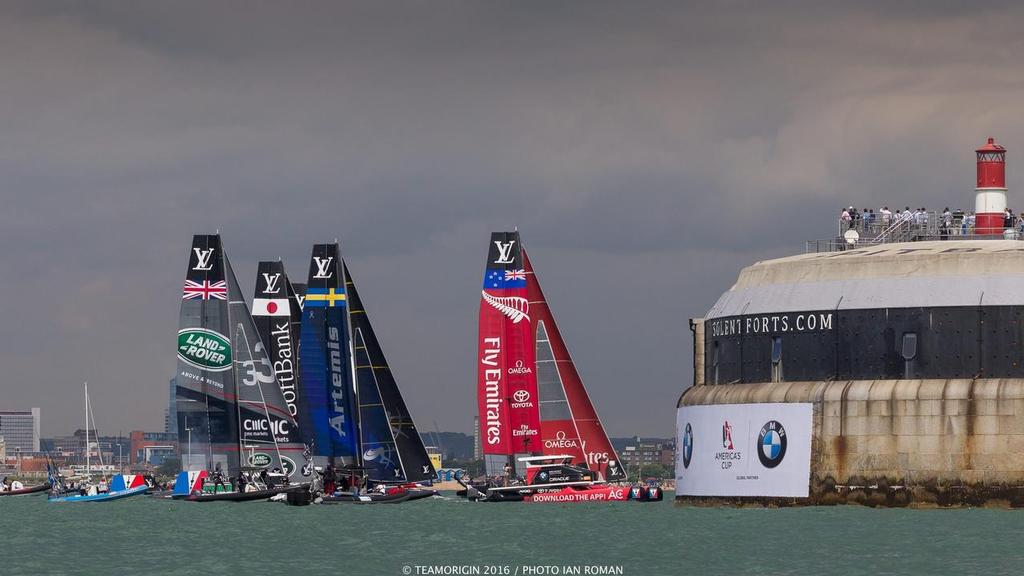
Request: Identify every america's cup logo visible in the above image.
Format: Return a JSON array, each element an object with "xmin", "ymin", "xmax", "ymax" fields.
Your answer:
[
  {"xmin": 193, "ymin": 248, "xmax": 215, "ymax": 271},
  {"xmin": 313, "ymin": 256, "xmax": 334, "ymax": 279},
  {"xmin": 262, "ymin": 273, "xmax": 282, "ymax": 294},
  {"xmin": 493, "ymin": 240, "xmax": 516, "ymax": 264}
]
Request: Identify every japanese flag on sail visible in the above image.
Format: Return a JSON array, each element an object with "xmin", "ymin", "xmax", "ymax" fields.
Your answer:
[{"xmin": 253, "ymin": 297, "xmax": 290, "ymax": 317}]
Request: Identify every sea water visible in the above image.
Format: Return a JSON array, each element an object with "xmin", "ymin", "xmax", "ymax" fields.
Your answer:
[{"xmin": 2, "ymin": 492, "xmax": 1021, "ymax": 575}]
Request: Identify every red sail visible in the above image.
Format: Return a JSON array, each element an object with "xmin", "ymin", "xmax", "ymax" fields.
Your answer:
[
  {"xmin": 478, "ymin": 232, "xmax": 541, "ymax": 460},
  {"xmin": 524, "ymin": 249, "xmax": 627, "ymax": 482}
]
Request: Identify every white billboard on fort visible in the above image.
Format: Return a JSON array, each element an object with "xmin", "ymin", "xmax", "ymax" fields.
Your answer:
[{"xmin": 676, "ymin": 403, "xmax": 812, "ymax": 498}]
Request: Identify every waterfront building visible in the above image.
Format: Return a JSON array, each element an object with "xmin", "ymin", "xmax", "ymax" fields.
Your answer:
[
  {"xmin": 0, "ymin": 409, "xmax": 40, "ymax": 453},
  {"xmin": 165, "ymin": 376, "xmax": 178, "ymax": 434},
  {"xmin": 620, "ymin": 437, "xmax": 675, "ymax": 471},
  {"xmin": 129, "ymin": 430, "xmax": 178, "ymax": 465}
]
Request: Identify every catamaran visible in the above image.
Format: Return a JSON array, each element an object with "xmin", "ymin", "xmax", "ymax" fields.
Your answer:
[
  {"xmin": 461, "ymin": 231, "xmax": 656, "ymax": 503},
  {"xmin": 172, "ymin": 234, "xmax": 307, "ymax": 502},
  {"xmin": 289, "ymin": 242, "xmax": 437, "ymax": 504},
  {"xmin": 48, "ymin": 383, "xmax": 150, "ymax": 502}
]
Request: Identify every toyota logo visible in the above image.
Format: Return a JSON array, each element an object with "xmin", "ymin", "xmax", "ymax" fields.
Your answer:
[{"xmin": 513, "ymin": 390, "xmax": 530, "ymax": 403}]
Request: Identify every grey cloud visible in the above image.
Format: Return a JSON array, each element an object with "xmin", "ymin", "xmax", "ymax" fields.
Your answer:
[{"xmin": 2, "ymin": 2, "xmax": 1024, "ymax": 437}]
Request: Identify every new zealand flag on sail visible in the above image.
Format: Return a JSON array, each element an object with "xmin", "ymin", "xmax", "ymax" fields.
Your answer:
[{"xmin": 483, "ymin": 268, "xmax": 527, "ymax": 289}]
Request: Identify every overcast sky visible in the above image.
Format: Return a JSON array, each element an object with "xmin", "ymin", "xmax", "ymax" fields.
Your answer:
[{"xmin": 4, "ymin": 1, "xmax": 1024, "ymax": 438}]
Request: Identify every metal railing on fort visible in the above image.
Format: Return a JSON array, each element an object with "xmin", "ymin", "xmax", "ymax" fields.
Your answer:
[{"xmin": 805, "ymin": 211, "xmax": 1024, "ymax": 253}]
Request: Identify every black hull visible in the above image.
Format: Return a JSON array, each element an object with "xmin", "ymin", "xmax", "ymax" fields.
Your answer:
[
  {"xmin": 320, "ymin": 491, "xmax": 410, "ymax": 504},
  {"xmin": 184, "ymin": 485, "xmax": 301, "ymax": 502},
  {"xmin": 404, "ymin": 489, "xmax": 438, "ymax": 501},
  {"xmin": 0, "ymin": 483, "xmax": 49, "ymax": 496}
]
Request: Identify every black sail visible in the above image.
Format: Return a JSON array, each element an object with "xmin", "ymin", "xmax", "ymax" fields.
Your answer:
[
  {"xmin": 346, "ymin": 262, "xmax": 436, "ymax": 483},
  {"xmin": 228, "ymin": 259, "xmax": 304, "ymax": 478},
  {"xmin": 252, "ymin": 261, "xmax": 304, "ymax": 446},
  {"xmin": 176, "ymin": 235, "xmax": 238, "ymax": 474},
  {"xmin": 292, "ymin": 283, "xmax": 307, "ymax": 310}
]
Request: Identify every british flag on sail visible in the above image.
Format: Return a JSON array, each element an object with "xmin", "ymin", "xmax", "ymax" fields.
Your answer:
[{"xmin": 183, "ymin": 279, "xmax": 227, "ymax": 300}]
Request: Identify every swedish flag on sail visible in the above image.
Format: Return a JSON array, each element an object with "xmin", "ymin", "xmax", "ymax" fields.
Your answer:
[{"xmin": 305, "ymin": 287, "xmax": 347, "ymax": 307}]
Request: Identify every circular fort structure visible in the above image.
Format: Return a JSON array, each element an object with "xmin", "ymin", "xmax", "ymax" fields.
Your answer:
[{"xmin": 678, "ymin": 140, "xmax": 1024, "ymax": 507}]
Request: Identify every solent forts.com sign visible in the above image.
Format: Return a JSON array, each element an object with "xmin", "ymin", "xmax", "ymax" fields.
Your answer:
[{"xmin": 676, "ymin": 403, "xmax": 812, "ymax": 498}]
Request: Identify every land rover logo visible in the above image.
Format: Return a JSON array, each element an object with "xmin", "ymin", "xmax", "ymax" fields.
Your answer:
[
  {"xmin": 513, "ymin": 389, "xmax": 530, "ymax": 403},
  {"xmin": 177, "ymin": 328, "xmax": 232, "ymax": 371},
  {"xmin": 682, "ymin": 423, "xmax": 693, "ymax": 469},
  {"xmin": 280, "ymin": 456, "xmax": 296, "ymax": 476},
  {"xmin": 757, "ymin": 420, "xmax": 787, "ymax": 468},
  {"xmin": 249, "ymin": 452, "xmax": 272, "ymax": 467}
]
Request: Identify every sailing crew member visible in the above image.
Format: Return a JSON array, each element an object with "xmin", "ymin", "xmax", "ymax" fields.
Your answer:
[
  {"xmin": 0, "ymin": 476, "xmax": 9, "ymax": 491},
  {"xmin": 503, "ymin": 462, "xmax": 513, "ymax": 487},
  {"xmin": 212, "ymin": 465, "xmax": 227, "ymax": 493},
  {"xmin": 236, "ymin": 472, "xmax": 248, "ymax": 493},
  {"xmin": 324, "ymin": 464, "xmax": 336, "ymax": 495}
]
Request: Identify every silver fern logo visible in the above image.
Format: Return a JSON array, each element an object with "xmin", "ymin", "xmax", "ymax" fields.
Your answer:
[{"xmin": 481, "ymin": 291, "xmax": 530, "ymax": 323}]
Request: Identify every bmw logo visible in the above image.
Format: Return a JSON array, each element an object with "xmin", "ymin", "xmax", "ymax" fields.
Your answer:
[
  {"xmin": 681, "ymin": 423, "xmax": 693, "ymax": 469},
  {"xmin": 757, "ymin": 420, "xmax": 787, "ymax": 468},
  {"xmin": 539, "ymin": 471, "xmax": 548, "ymax": 480}
]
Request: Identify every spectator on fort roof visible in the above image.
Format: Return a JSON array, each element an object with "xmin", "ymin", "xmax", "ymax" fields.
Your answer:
[
  {"xmin": 865, "ymin": 209, "xmax": 875, "ymax": 231},
  {"xmin": 880, "ymin": 206, "xmax": 892, "ymax": 226},
  {"xmin": 841, "ymin": 207, "xmax": 852, "ymax": 228},
  {"xmin": 1004, "ymin": 208, "xmax": 1014, "ymax": 230}
]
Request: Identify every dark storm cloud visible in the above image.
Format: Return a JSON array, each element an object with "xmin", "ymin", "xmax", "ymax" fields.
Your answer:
[{"xmin": 3, "ymin": 1, "xmax": 1024, "ymax": 436}]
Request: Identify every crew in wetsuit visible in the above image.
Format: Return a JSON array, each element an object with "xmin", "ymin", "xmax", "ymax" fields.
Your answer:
[
  {"xmin": 503, "ymin": 462, "xmax": 513, "ymax": 487},
  {"xmin": 236, "ymin": 472, "xmax": 247, "ymax": 493}
]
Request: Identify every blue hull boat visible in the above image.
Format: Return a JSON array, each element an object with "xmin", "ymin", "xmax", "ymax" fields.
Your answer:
[
  {"xmin": 48, "ymin": 484, "xmax": 149, "ymax": 502},
  {"xmin": 48, "ymin": 474, "xmax": 150, "ymax": 502}
]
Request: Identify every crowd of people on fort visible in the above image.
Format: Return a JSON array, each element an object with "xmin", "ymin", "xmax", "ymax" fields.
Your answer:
[{"xmin": 840, "ymin": 206, "xmax": 1024, "ymax": 237}]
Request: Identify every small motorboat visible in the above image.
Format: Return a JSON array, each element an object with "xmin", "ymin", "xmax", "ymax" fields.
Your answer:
[
  {"xmin": 48, "ymin": 474, "xmax": 150, "ymax": 503},
  {"xmin": 0, "ymin": 482, "xmax": 50, "ymax": 496}
]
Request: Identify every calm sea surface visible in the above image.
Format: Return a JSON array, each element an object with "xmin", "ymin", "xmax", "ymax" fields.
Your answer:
[{"xmin": 2, "ymin": 491, "xmax": 1022, "ymax": 576}]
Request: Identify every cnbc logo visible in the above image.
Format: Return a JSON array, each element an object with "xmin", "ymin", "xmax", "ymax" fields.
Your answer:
[{"xmin": 178, "ymin": 328, "xmax": 232, "ymax": 371}]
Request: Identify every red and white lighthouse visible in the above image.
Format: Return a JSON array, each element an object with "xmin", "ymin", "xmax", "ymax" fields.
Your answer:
[{"xmin": 975, "ymin": 137, "xmax": 1007, "ymax": 234}]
